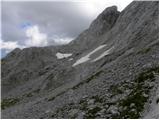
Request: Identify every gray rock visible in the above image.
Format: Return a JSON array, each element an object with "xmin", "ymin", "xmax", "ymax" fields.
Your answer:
[
  {"xmin": 1, "ymin": 1, "xmax": 158, "ymax": 119},
  {"xmin": 87, "ymin": 99, "xmax": 95, "ymax": 105},
  {"xmin": 68, "ymin": 109, "xmax": 79, "ymax": 118}
]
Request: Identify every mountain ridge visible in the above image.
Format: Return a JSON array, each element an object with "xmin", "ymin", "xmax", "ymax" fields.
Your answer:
[{"xmin": 1, "ymin": 1, "xmax": 159, "ymax": 119}]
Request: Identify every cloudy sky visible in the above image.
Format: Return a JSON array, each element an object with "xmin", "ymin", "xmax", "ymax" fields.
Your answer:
[{"xmin": 1, "ymin": 0, "xmax": 133, "ymax": 57}]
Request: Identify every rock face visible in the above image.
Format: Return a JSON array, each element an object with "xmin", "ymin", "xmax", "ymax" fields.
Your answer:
[
  {"xmin": 89, "ymin": 6, "xmax": 120, "ymax": 35},
  {"xmin": 1, "ymin": 1, "xmax": 159, "ymax": 119},
  {"xmin": 67, "ymin": 6, "xmax": 120, "ymax": 53}
]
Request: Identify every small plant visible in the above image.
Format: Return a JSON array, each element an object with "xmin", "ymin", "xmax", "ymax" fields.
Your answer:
[
  {"xmin": 79, "ymin": 99, "xmax": 88, "ymax": 111},
  {"xmin": 136, "ymin": 67, "xmax": 158, "ymax": 83},
  {"xmin": 48, "ymin": 96, "xmax": 55, "ymax": 101},
  {"xmin": 84, "ymin": 106, "xmax": 102, "ymax": 119},
  {"xmin": 1, "ymin": 98, "xmax": 20, "ymax": 110},
  {"xmin": 118, "ymin": 88, "xmax": 148, "ymax": 118},
  {"xmin": 91, "ymin": 95, "xmax": 104, "ymax": 103},
  {"xmin": 115, "ymin": 67, "xmax": 159, "ymax": 119},
  {"xmin": 137, "ymin": 47, "xmax": 151, "ymax": 54},
  {"xmin": 33, "ymin": 89, "xmax": 40, "ymax": 93},
  {"xmin": 109, "ymin": 85, "xmax": 123, "ymax": 96},
  {"xmin": 26, "ymin": 93, "xmax": 33, "ymax": 97},
  {"xmin": 1, "ymin": 60, "xmax": 5, "ymax": 65}
]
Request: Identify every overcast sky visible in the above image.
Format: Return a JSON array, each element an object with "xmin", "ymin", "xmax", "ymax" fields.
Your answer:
[{"xmin": 1, "ymin": 0, "xmax": 133, "ymax": 57}]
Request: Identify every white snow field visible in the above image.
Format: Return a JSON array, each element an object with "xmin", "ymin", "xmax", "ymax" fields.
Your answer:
[
  {"xmin": 56, "ymin": 52, "xmax": 72, "ymax": 59},
  {"xmin": 92, "ymin": 46, "xmax": 114, "ymax": 62},
  {"xmin": 72, "ymin": 44, "xmax": 106, "ymax": 66}
]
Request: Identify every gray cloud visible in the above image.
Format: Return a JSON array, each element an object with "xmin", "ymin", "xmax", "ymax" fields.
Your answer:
[
  {"xmin": 2, "ymin": 1, "xmax": 94, "ymax": 43},
  {"xmin": 1, "ymin": 0, "xmax": 132, "ymax": 57}
]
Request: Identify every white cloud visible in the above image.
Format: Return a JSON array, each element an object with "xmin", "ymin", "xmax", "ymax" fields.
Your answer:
[
  {"xmin": 90, "ymin": 0, "xmax": 133, "ymax": 11},
  {"xmin": 1, "ymin": 0, "xmax": 133, "ymax": 57},
  {"xmin": 78, "ymin": 0, "xmax": 133, "ymax": 18},
  {"xmin": 0, "ymin": 40, "xmax": 22, "ymax": 50},
  {"xmin": 0, "ymin": 25, "xmax": 48, "ymax": 54},
  {"xmin": 53, "ymin": 37, "xmax": 73, "ymax": 45},
  {"xmin": 0, "ymin": 39, "xmax": 25, "ymax": 55},
  {"xmin": 1, "ymin": 25, "xmax": 73, "ymax": 54},
  {"xmin": 25, "ymin": 25, "xmax": 48, "ymax": 47}
]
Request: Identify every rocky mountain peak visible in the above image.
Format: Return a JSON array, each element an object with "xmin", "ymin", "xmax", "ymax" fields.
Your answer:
[
  {"xmin": 89, "ymin": 6, "xmax": 120, "ymax": 35},
  {"xmin": 1, "ymin": 1, "xmax": 159, "ymax": 119},
  {"xmin": 4, "ymin": 48, "xmax": 21, "ymax": 60},
  {"xmin": 68, "ymin": 6, "xmax": 120, "ymax": 53}
]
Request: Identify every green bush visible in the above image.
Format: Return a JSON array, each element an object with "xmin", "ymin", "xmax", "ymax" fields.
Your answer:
[
  {"xmin": 1, "ymin": 98, "xmax": 20, "ymax": 110},
  {"xmin": 116, "ymin": 67, "xmax": 158, "ymax": 119}
]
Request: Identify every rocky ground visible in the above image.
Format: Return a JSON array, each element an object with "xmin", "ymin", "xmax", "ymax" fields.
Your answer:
[{"xmin": 1, "ymin": 1, "xmax": 159, "ymax": 119}]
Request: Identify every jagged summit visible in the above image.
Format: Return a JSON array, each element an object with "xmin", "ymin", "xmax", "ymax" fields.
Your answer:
[
  {"xmin": 89, "ymin": 6, "xmax": 120, "ymax": 35},
  {"xmin": 5, "ymin": 48, "xmax": 21, "ymax": 58},
  {"xmin": 68, "ymin": 6, "xmax": 120, "ymax": 53},
  {"xmin": 1, "ymin": 1, "xmax": 159, "ymax": 119}
]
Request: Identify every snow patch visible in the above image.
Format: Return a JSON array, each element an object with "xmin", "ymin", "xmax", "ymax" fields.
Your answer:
[
  {"xmin": 68, "ymin": 58, "xmax": 73, "ymax": 61},
  {"xmin": 72, "ymin": 44, "xmax": 106, "ymax": 66},
  {"xmin": 56, "ymin": 52, "xmax": 72, "ymax": 59},
  {"xmin": 92, "ymin": 46, "xmax": 114, "ymax": 62}
]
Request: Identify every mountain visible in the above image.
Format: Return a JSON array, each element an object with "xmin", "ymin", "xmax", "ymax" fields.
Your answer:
[{"xmin": 1, "ymin": 1, "xmax": 159, "ymax": 119}]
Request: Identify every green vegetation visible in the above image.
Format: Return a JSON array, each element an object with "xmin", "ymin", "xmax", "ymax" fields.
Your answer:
[
  {"xmin": 47, "ymin": 96, "xmax": 56, "ymax": 101},
  {"xmin": 1, "ymin": 98, "xmax": 20, "ymax": 110},
  {"xmin": 118, "ymin": 87, "xmax": 148, "ymax": 118},
  {"xmin": 136, "ymin": 67, "xmax": 158, "ymax": 83},
  {"xmin": 79, "ymin": 99, "xmax": 88, "ymax": 111},
  {"xmin": 91, "ymin": 95, "xmax": 103, "ymax": 103},
  {"xmin": 1, "ymin": 89, "xmax": 41, "ymax": 110},
  {"xmin": 1, "ymin": 60, "xmax": 5, "ymax": 65},
  {"xmin": 84, "ymin": 106, "xmax": 102, "ymax": 119},
  {"xmin": 110, "ymin": 85, "xmax": 123, "ymax": 96},
  {"xmin": 79, "ymin": 95, "xmax": 105, "ymax": 118},
  {"xmin": 50, "ymin": 66, "xmax": 158, "ymax": 119},
  {"xmin": 137, "ymin": 47, "xmax": 151, "ymax": 54},
  {"xmin": 115, "ymin": 67, "xmax": 158, "ymax": 119}
]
